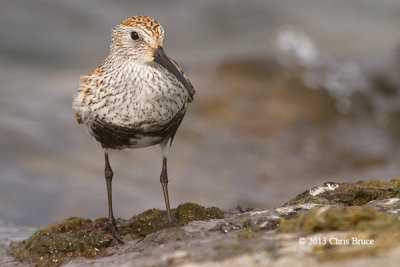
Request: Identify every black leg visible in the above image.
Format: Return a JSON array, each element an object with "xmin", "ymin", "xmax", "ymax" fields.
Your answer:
[
  {"xmin": 104, "ymin": 152, "xmax": 123, "ymax": 244},
  {"xmin": 160, "ymin": 157, "xmax": 173, "ymax": 224}
]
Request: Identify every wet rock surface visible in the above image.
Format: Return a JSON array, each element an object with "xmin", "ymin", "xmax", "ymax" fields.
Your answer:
[
  {"xmin": 284, "ymin": 179, "xmax": 400, "ymax": 207},
  {"xmin": 3, "ymin": 181, "xmax": 400, "ymax": 266}
]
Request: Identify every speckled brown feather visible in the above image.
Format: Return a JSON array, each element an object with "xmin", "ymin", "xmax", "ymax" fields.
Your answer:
[
  {"xmin": 120, "ymin": 16, "xmax": 163, "ymax": 35},
  {"xmin": 74, "ymin": 64, "xmax": 106, "ymax": 124}
]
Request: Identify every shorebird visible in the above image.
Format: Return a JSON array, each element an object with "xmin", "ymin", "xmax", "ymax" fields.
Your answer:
[{"xmin": 72, "ymin": 16, "xmax": 195, "ymax": 243}]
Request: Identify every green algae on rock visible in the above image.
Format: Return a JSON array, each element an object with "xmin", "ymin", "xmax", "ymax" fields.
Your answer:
[
  {"xmin": 279, "ymin": 181, "xmax": 400, "ymax": 263},
  {"xmin": 119, "ymin": 202, "xmax": 224, "ymax": 237},
  {"xmin": 174, "ymin": 203, "xmax": 224, "ymax": 225},
  {"xmin": 279, "ymin": 205, "xmax": 400, "ymax": 262},
  {"xmin": 283, "ymin": 179, "xmax": 400, "ymax": 207},
  {"xmin": 9, "ymin": 203, "xmax": 224, "ymax": 267},
  {"xmin": 279, "ymin": 206, "xmax": 400, "ymax": 233},
  {"xmin": 9, "ymin": 217, "xmax": 113, "ymax": 267}
]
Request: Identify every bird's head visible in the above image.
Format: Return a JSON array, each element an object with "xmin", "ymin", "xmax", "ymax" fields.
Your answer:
[
  {"xmin": 110, "ymin": 16, "xmax": 195, "ymax": 98},
  {"xmin": 111, "ymin": 16, "xmax": 164, "ymax": 63}
]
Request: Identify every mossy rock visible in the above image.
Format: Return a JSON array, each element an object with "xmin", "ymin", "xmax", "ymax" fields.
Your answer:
[
  {"xmin": 279, "ymin": 206, "xmax": 400, "ymax": 233},
  {"xmin": 279, "ymin": 206, "xmax": 400, "ymax": 262},
  {"xmin": 9, "ymin": 203, "xmax": 224, "ymax": 267},
  {"xmin": 174, "ymin": 203, "xmax": 224, "ymax": 225},
  {"xmin": 283, "ymin": 179, "xmax": 400, "ymax": 207}
]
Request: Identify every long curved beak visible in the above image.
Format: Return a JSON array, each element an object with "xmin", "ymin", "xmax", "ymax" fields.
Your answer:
[{"xmin": 153, "ymin": 46, "xmax": 195, "ymax": 98}]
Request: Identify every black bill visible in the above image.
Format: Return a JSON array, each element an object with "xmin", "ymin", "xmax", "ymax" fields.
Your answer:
[{"xmin": 153, "ymin": 46, "xmax": 195, "ymax": 98}]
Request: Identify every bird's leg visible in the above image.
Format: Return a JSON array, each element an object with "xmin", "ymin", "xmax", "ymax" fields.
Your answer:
[
  {"xmin": 160, "ymin": 156, "xmax": 174, "ymax": 225},
  {"xmin": 159, "ymin": 138, "xmax": 180, "ymax": 227},
  {"xmin": 104, "ymin": 152, "xmax": 124, "ymax": 244}
]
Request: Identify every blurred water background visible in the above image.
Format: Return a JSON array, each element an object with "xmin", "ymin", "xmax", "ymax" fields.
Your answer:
[{"xmin": 1, "ymin": 0, "xmax": 400, "ymax": 227}]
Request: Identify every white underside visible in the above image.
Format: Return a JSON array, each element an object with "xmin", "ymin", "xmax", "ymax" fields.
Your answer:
[{"xmin": 128, "ymin": 135, "xmax": 164, "ymax": 148}]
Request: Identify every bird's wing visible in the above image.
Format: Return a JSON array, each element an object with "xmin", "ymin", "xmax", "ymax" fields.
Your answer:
[
  {"xmin": 169, "ymin": 57, "xmax": 196, "ymax": 102},
  {"xmin": 72, "ymin": 65, "xmax": 103, "ymax": 124}
]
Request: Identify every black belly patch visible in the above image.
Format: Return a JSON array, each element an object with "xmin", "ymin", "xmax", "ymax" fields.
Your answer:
[{"xmin": 89, "ymin": 109, "xmax": 186, "ymax": 149}]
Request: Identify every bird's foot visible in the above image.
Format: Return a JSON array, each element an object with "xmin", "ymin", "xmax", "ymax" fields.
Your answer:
[{"xmin": 103, "ymin": 222, "xmax": 124, "ymax": 244}]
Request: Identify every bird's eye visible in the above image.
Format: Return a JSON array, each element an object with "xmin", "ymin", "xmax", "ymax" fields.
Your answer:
[{"xmin": 131, "ymin": 31, "xmax": 139, "ymax": 40}]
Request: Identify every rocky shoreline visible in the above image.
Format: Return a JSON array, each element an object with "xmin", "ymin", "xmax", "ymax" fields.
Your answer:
[{"xmin": 2, "ymin": 179, "xmax": 400, "ymax": 266}]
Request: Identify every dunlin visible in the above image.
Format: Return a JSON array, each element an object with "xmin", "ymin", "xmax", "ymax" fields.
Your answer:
[{"xmin": 72, "ymin": 16, "xmax": 195, "ymax": 243}]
